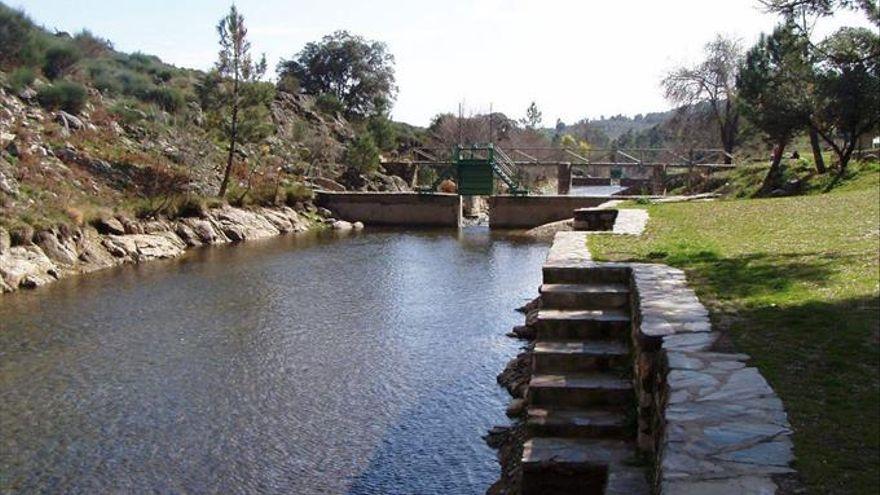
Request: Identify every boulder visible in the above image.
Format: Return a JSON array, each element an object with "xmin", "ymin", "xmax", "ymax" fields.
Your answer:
[
  {"xmin": 182, "ymin": 218, "xmax": 223, "ymax": 244},
  {"xmin": 77, "ymin": 229, "xmax": 121, "ymax": 272},
  {"xmin": 0, "ymin": 245, "xmax": 59, "ymax": 289},
  {"xmin": 209, "ymin": 206, "xmax": 280, "ymax": 241},
  {"xmin": 93, "ymin": 217, "xmax": 126, "ymax": 235},
  {"xmin": 102, "ymin": 233, "xmax": 185, "ymax": 263},
  {"xmin": 33, "ymin": 230, "xmax": 79, "ymax": 266},
  {"xmin": 0, "ymin": 227, "xmax": 9, "ymax": 254},
  {"xmin": 310, "ymin": 176, "xmax": 346, "ymax": 192},
  {"xmin": 55, "ymin": 111, "xmax": 84, "ymax": 131},
  {"xmin": 332, "ymin": 220, "xmax": 353, "ymax": 231},
  {"xmin": 353, "ymin": 221, "xmax": 364, "ymax": 230}
]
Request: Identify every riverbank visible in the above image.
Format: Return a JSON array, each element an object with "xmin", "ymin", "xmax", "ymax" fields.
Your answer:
[
  {"xmin": 588, "ymin": 183, "xmax": 879, "ymax": 493},
  {"xmin": 0, "ymin": 203, "xmax": 362, "ymax": 294}
]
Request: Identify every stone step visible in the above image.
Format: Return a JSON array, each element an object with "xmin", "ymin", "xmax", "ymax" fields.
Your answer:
[
  {"xmin": 521, "ymin": 437, "xmax": 648, "ymax": 495},
  {"xmin": 573, "ymin": 208, "xmax": 619, "ymax": 232},
  {"xmin": 528, "ymin": 372, "xmax": 633, "ymax": 408},
  {"xmin": 526, "ymin": 406, "xmax": 631, "ymax": 439},
  {"xmin": 536, "ymin": 309, "xmax": 630, "ymax": 340},
  {"xmin": 539, "ymin": 283, "xmax": 629, "ymax": 310},
  {"xmin": 533, "ymin": 339, "xmax": 629, "ymax": 373},
  {"xmin": 542, "ymin": 264, "xmax": 630, "ymax": 285}
]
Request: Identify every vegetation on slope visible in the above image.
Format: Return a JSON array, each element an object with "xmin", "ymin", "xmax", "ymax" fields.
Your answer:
[{"xmin": 588, "ymin": 174, "xmax": 880, "ymax": 493}]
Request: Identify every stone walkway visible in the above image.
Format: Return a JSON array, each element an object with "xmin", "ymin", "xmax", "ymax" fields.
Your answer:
[
  {"xmin": 631, "ymin": 263, "xmax": 795, "ymax": 493},
  {"xmin": 523, "ymin": 232, "xmax": 797, "ymax": 494}
]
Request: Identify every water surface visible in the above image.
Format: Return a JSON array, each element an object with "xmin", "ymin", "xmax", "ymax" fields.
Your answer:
[{"xmin": 0, "ymin": 228, "xmax": 546, "ymax": 494}]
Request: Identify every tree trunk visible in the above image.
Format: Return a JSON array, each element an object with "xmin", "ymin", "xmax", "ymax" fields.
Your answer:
[
  {"xmin": 808, "ymin": 126, "xmax": 826, "ymax": 174},
  {"xmin": 760, "ymin": 140, "xmax": 786, "ymax": 195},
  {"xmin": 218, "ymin": 83, "xmax": 240, "ymax": 198},
  {"xmin": 836, "ymin": 145, "xmax": 854, "ymax": 179}
]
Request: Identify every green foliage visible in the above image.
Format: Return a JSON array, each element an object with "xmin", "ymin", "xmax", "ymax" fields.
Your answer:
[
  {"xmin": 283, "ymin": 182, "xmax": 314, "ymax": 205},
  {"xmin": 108, "ymin": 100, "xmax": 147, "ymax": 125},
  {"xmin": 36, "ymin": 80, "xmax": 87, "ymax": 113},
  {"xmin": 367, "ymin": 114, "xmax": 396, "ymax": 151},
  {"xmin": 315, "ymin": 92, "xmax": 344, "ymax": 115},
  {"xmin": 520, "ymin": 101, "xmax": 542, "ymax": 129},
  {"xmin": 72, "ymin": 29, "xmax": 112, "ymax": 57},
  {"xmin": 345, "ymin": 134, "xmax": 380, "ymax": 174},
  {"xmin": 276, "ymin": 72, "xmax": 300, "ymax": 94},
  {"xmin": 7, "ymin": 66, "xmax": 36, "ymax": 91},
  {"xmin": 0, "ymin": 4, "xmax": 45, "ymax": 69},
  {"xmin": 589, "ymin": 184, "xmax": 880, "ymax": 494},
  {"xmin": 42, "ymin": 42, "xmax": 81, "ymax": 80},
  {"xmin": 143, "ymin": 85, "xmax": 185, "ymax": 112},
  {"xmin": 278, "ymin": 30, "xmax": 397, "ymax": 118}
]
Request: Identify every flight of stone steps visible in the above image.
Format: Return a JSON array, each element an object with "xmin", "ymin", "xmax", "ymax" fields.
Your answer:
[{"xmin": 521, "ymin": 264, "xmax": 649, "ymax": 495}]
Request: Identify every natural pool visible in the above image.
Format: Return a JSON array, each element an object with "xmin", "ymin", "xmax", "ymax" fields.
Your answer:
[{"xmin": 0, "ymin": 228, "xmax": 546, "ymax": 494}]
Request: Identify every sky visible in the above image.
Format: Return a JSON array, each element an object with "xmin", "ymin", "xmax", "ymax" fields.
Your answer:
[{"xmin": 12, "ymin": 0, "xmax": 873, "ymax": 126}]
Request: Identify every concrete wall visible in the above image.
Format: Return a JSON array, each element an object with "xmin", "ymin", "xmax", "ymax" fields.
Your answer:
[
  {"xmin": 316, "ymin": 191, "xmax": 461, "ymax": 227},
  {"xmin": 487, "ymin": 195, "xmax": 609, "ymax": 229}
]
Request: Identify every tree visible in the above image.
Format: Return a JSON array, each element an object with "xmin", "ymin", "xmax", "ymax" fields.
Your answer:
[
  {"xmin": 520, "ymin": 101, "xmax": 542, "ymax": 129},
  {"xmin": 345, "ymin": 134, "xmax": 380, "ymax": 174},
  {"xmin": 812, "ymin": 27, "xmax": 880, "ymax": 175},
  {"xmin": 277, "ymin": 31, "xmax": 397, "ymax": 118},
  {"xmin": 738, "ymin": 25, "xmax": 812, "ymax": 193},
  {"xmin": 211, "ymin": 5, "xmax": 270, "ymax": 198},
  {"xmin": 662, "ymin": 35, "xmax": 743, "ymax": 163}
]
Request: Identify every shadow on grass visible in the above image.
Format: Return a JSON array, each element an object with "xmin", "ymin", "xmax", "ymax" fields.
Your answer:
[
  {"xmin": 641, "ymin": 249, "xmax": 852, "ymax": 300},
  {"xmin": 715, "ymin": 294, "xmax": 879, "ymax": 495}
]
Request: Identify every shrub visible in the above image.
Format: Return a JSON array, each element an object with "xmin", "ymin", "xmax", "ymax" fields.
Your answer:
[
  {"xmin": 42, "ymin": 43, "xmax": 81, "ymax": 79},
  {"xmin": 144, "ymin": 86, "xmax": 184, "ymax": 112},
  {"xmin": 109, "ymin": 101, "xmax": 147, "ymax": 125},
  {"xmin": 8, "ymin": 223, "xmax": 34, "ymax": 246},
  {"xmin": 36, "ymin": 81, "xmax": 87, "ymax": 113},
  {"xmin": 175, "ymin": 195, "xmax": 207, "ymax": 218},
  {"xmin": 7, "ymin": 67, "xmax": 36, "ymax": 92},
  {"xmin": 315, "ymin": 92, "xmax": 344, "ymax": 115},
  {"xmin": 284, "ymin": 182, "xmax": 314, "ymax": 205},
  {"xmin": 0, "ymin": 4, "xmax": 43, "ymax": 69},
  {"xmin": 368, "ymin": 115, "xmax": 396, "ymax": 151},
  {"xmin": 345, "ymin": 134, "xmax": 380, "ymax": 174},
  {"xmin": 72, "ymin": 30, "xmax": 112, "ymax": 57}
]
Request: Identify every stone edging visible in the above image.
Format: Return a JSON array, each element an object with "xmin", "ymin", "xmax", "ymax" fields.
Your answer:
[{"xmin": 629, "ymin": 263, "xmax": 797, "ymax": 493}]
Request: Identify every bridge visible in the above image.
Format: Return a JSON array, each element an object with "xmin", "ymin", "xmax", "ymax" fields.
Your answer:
[
  {"xmin": 383, "ymin": 145, "xmax": 736, "ymax": 195},
  {"xmin": 317, "ymin": 145, "xmax": 737, "ymax": 230}
]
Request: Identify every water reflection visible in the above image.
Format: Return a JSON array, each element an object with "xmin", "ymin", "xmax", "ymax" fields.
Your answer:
[{"xmin": 0, "ymin": 227, "xmax": 546, "ymax": 494}]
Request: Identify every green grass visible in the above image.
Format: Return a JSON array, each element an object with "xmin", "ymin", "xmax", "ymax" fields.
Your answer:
[{"xmin": 589, "ymin": 177, "xmax": 880, "ymax": 494}]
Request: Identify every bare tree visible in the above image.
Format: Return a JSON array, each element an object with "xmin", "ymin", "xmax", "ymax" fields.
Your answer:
[{"xmin": 662, "ymin": 35, "xmax": 743, "ymax": 163}]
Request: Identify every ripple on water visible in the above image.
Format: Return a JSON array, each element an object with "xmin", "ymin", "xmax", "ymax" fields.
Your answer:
[{"xmin": 0, "ymin": 228, "xmax": 546, "ymax": 494}]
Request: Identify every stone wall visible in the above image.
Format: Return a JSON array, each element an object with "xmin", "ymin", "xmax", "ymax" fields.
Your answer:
[
  {"xmin": 487, "ymin": 195, "xmax": 610, "ymax": 228},
  {"xmin": 628, "ymin": 264, "xmax": 797, "ymax": 493},
  {"xmin": 317, "ymin": 191, "xmax": 462, "ymax": 227}
]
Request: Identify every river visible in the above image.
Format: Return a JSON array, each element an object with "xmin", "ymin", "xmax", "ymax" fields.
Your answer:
[{"xmin": 0, "ymin": 228, "xmax": 546, "ymax": 494}]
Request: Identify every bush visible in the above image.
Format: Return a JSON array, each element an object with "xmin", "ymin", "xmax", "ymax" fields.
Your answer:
[
  {"xmin": 175, "ymin": 195, "xmax": 208, "ymax": 218},
  {"xmin": 368, "ymin": 115, "xmax": 396, "ymax": 151},
  {"xmin": 7, "ymin": 67, "xmax": 36, "ymax": 92},
  {"xmin": 345, "ymin": 134, "xmax": 380, "ymax": 174},
  {"xmin": 315, "ymin": 93, "xmax": 344, "ymax": 115},
  {"xmin": 42, "ymin": 43, "xmax": 81, "ymax": 79},
  {"xmin": 0, "ymin": 4, "xmax": 43, "ymax": 69},
  {"xmin": 284, "ymin": 182, "xmax": 314, "ymax": 205},
  {"xmin": 144, "ymin": 86, "xmax": 184, "ymax": 112},
  {"xmin": 72, "ymin": 30, "xmax": 112, "ymax": 57},
  {"xmin": 36, "ymin": 81, "xmax": 87, "ymax": 113},
  {"xmin": 109, "ymin": 101, "xmax": 147, "ymax": 125}
]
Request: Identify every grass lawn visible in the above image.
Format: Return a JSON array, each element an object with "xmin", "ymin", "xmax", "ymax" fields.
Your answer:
[{"xmin": 588, "ymin": 171, "xmax": 880, "ymax": 493}]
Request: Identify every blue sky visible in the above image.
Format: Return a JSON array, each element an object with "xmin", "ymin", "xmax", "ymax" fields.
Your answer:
[{"xmin": 13, "ymin": 0, "xmax": 872, "ymax": 126}]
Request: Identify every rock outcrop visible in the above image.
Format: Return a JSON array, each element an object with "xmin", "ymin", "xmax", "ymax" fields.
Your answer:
[{"xmin": 0, "ymin": 204, "xmax": 331, "ymax": 294}]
